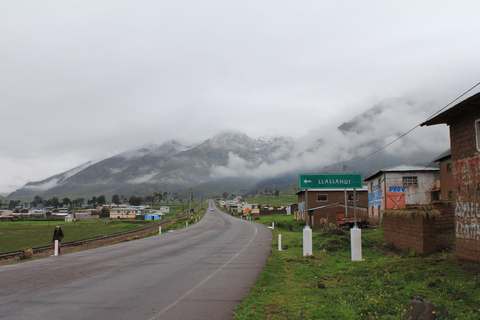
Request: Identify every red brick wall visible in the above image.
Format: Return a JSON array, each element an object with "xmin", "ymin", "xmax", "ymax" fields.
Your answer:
[
  {"xmin": 311, "ymin": 205, "xmax": 368, "ymax": 229},
  {"xmin": 383, "ymin": 213, "xmax": 436, "ymax": 254},
  {"xmin": 431, "ymin": 202, "xmax": 455, "ymax": 232},
  {"xmin": 439, "ymin": 158, "xmax": 454, "ymax": 200},
  {"xmin": 449, "ymin": 107, "xmax": 480, "ymax": 262}
]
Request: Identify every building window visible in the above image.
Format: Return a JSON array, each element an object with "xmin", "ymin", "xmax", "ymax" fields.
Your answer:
[
  {"xmin": 448, "ymin": 191, "xmax": 453, "ymax": 199},
  {"xmin": 348, "ymin": 194, "xmax": 359, "ymax": 201},
  {"xmin": 317, "ymin": 195, "xmax": 328, "ymax": 201},
  {"xmin": 476, "ymin": 119, "xmax": 480, "ymax": 151},
  {"xmin": 403, "ymin": 176, "xmax": 418, "ymax": 186},
  {"xmin": 447, "ymin": 163, "xmax": 451, "ymax": 173}
]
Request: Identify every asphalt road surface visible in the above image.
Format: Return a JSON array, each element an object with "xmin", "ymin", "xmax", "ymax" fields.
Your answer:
[{"xmin": 0, "ymin": 200, "xmax": 272, "ymax": 320}]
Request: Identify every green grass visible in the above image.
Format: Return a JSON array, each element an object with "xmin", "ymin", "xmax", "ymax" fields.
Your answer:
[
  {"xmin": 0, "ymin": 201, "xmax": 208, "ymax": 253},
  {"xmin": 0, "ymin": 219, "xmax": 156, "ymax": 252},
  {"xmin": 243, "ymin": 192, "xmax": 298, "ymax": 208},
  {"xmin": 233, "ymin": 214, "xmax": 480, "ymax": 320}
]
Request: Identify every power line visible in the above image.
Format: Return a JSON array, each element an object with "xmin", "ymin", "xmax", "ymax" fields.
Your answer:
[{"xmin": 350, "ymin": 82, "xmax": 480, "ymax": 165}]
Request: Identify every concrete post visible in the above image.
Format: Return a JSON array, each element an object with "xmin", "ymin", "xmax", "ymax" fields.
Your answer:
[
  {"xmin": 351, "ymin": 227, "xmax": 362, "ymax": 261},
  {"xmin": 303, "ymin": 226, "xmax": 312, "ymax": 256},
  {"xmin": 278, "ymin": 234, "xmax": 283, "ymax": 251},
  {"xmin": 186, "ymin": 221, "xmax": 189, "ymax": 227},
  {"xmin": 159, "ymin": 226, "xmax": 162, "ymax": 234},
  {"xmin": 54, "ymin": 240, "xmax": 59, "ymax": 256}
]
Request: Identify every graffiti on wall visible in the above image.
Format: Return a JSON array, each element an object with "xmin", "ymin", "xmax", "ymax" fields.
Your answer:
[
  {"xmin": 455, "ymin": 201, "xmax": 480, "ymax": 240},
  {"xmin": 368, "ymin": 185, "xmax": 383, "ymax": 207},
  {"xmin": 454, "ymin": 157, "xmax": 480, "ymax": 186}
]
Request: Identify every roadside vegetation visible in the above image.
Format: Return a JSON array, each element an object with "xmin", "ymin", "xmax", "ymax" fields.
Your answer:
[{"xmin": 232, "ymin": 214, "xmax": 480, "ymax": 320}]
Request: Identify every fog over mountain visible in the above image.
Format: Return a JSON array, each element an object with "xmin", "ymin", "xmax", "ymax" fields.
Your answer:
[{"xmin": 7, "ymin": 96, "xmax": 449, "ymax": 201}]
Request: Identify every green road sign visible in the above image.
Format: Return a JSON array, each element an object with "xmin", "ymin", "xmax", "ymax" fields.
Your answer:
[{"xmin": 299, "ymin": 173, "xmax": 363, "ymax": 189}]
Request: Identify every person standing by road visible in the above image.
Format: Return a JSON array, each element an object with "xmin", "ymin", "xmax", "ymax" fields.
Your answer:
[{"xmin": 52, "ymin": 226, "xmax": 64, "ymax": 255}]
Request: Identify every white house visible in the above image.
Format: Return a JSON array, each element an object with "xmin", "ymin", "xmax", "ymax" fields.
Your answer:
[{"xmin": 364, "ymin": 165, "xmax": 437, "ymax": 224}]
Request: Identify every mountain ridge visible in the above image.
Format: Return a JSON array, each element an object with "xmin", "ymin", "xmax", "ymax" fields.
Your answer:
[{"xmin": 7, "ymin": 97, "xmax": 448, "ymax": 201}]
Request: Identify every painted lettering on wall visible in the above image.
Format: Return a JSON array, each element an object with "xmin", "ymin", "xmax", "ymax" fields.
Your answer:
[
  {"xmin": 368, "ymin": 185, "xmax": 383, "ymax": 207},
  {"xmin": 455, "ymin": 201, "xmax": 480, "ymax": 218},
  {"xmin": 455, "ymin": 201, "xmax": 480, "ymax": 240},
  {"xmin": 389, "ymin": 186, "xmax": 406, "ymax": 192}
]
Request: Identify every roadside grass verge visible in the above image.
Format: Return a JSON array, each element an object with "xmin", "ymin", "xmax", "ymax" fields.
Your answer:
[{"xmin": 233, "ymin": 214, "xmax": 480, "ymax": 319}]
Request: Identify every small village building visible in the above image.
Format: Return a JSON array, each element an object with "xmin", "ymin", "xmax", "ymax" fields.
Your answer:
[
  {"xmin": 75, "ymin": 209, "xmax": 100, "ymax": 220},
  {"xmin": 109, "ymin": 207, "xmax": 144, "ymax": 219},
  {"xmin": 145, "ymin": 211, "xmax": 164, "ymax": 220},
  {"xmin": 364, "ymin": 165, "xmax": 437, "ymax": 224},
  {"xmin": 296, "ymin": 188, "xmax": 368, "ymax": 229},
  {"xmin": 286, "ymin": 203, "xmax": 298, "ymax": 216},
  {"xmin": 421, "ymin": 91, "xmax": 480, "ymax": 262}
]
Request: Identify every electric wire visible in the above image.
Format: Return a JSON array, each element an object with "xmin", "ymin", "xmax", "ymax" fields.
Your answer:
[{"xmin": 349, "ymin": 82, "xmax": 480, "ymax": 165}]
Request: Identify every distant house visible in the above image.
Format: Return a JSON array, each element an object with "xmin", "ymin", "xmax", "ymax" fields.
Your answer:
[
  {"xmin": 286, "ymin": 203, "xmax": 298, "ymax": 216},
  {"xmin": 145, "ymin": 211, "xmax": 164, "ymax": 220},
  {"xmin": 296, "ymin": 188, "xmax": 368, "ymax": 229},
  {"xmin": 110, "ymin": 207, "xmax": 144, "ymax": 219},
  {"xmin": 364, "ymin": 165, "xmax": 437, "ymax": 224},
  {"xmin": 421, "ymin": 91, "xmax": 480, "ymax": 262}
]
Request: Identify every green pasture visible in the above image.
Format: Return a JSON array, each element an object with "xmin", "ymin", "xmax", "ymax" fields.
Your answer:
[
  {"xmin": 233, "ymin": 214, "xmax": 480, "ymax": 320},
  {"xmin": 243, "ymin": 192, "xmax": 298, "ymax": 208},
  {"xmin": 0, "ymin": 219, "xmax": 155, "ymax": 253},
  {"xmin": 0, "ymin": 201, "xmax": 207, "ymax": 253}
]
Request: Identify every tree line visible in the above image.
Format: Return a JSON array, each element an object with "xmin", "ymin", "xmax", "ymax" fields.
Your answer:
[{"xmin": 2, "ymin": 191, "xmax": 188, "ymax": 210}]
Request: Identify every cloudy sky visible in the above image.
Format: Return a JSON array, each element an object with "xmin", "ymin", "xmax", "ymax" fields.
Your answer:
[{"xmin": 2, "ymin": 0, "xmax": 480, "ymax": 195}]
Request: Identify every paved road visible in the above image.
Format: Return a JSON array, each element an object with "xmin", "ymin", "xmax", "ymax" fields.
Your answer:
[{"xmin": 0, "ymin": 200, "xmax": 272, "ymax": 320}]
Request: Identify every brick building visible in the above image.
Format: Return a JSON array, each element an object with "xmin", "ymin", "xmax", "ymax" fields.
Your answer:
[
  {"xmin": 296, "ymin": 188, "xmax": 368, "ymax": 229},
  {"xmin": 421, "ymin": 92, "xmax": 480, "ymax": 262},
  {"xmin": 432, "ymin": 149, "xmax": 454, "ymax": 201}
]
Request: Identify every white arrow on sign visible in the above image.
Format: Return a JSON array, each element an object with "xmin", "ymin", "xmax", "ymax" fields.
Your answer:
[{"xmin": 303, "ymin": 179, "xmax": 312, "ymax": 184}]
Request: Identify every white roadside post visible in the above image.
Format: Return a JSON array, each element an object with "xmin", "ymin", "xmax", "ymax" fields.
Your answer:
[
  {"xmin": 278, "ymin": 234, "xmax": 283, "ymax": 251},
  {"xmin": 351, "ymin": 187, "xmax": 363, "ymax": 260},
  {"xmin": 303, "ymin": 189, "xmax": 312, "ymax": 256},
  {"xmin": 159, "ymin": 226, "xmax": 162, "ymax": 234},
  {"xmin": 54, "ymin": 240, "xmax": 59, "ymax": 256}
]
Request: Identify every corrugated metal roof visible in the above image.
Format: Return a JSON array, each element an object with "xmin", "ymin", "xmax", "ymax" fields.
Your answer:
[
  {"xmin": 433, "ymin": 148, "xmax": 451, "ymax": 162},
  {"xmin": 364, "ymin": 164, "xmax": 438, "ymax": 181}
]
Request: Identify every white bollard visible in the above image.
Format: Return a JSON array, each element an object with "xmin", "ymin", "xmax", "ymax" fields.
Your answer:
[
  {"xmin": 278, "ymin": 234, "xmax": 283, "ymax": 251},
  {"xmin": 351, "ymin": 227, "xmax": 363, "ymax": 261},
  {"xmin": 186, "ymin": 221, "xmax": 189, "ymax": 227},
  {"xmin": 54, "ymin": 240, "xmax": 59, "ymax": 256},
  {"xmin": 272, "ymin": 222, "xmax": 274, "ymax": 229},
  {"xmin": 303, "ymin": 226, "xmax": 312, "ymax": 256},
  {"xmin": 159, "ymin": 226, "xmax": 162, "ymax": 234}
]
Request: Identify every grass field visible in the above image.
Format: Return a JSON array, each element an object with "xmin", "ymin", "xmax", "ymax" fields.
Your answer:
[
  {"xmin": 232, "ymin": 214, "xmax": 480, "ymax": 320},
  {"xmin": 243, "ymin": 192, "xmax": 298, "ymax": 208},
  {"xmin": 0, "ymin": 201, "xmax": 207, "ymax": 253}
]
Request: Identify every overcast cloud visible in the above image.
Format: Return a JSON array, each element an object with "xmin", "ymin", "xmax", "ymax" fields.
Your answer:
[{"xmin": 1, "ymin": 0, "xmax": 480, "ymax": 195}]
